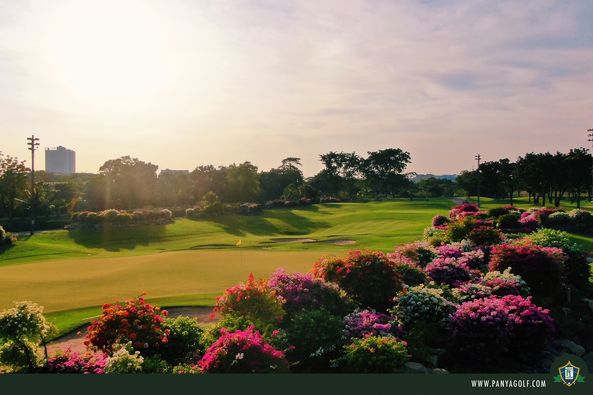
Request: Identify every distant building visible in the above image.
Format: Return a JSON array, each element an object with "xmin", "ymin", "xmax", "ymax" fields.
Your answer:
[{"xmin": 45, "ymin": 146, "xmax": 76, "ymax": 175}]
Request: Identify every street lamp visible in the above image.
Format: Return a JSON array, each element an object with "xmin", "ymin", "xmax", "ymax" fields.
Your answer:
[{"xmin": 475, "ymin": 154, "xmax": 481, "ymax": 207}]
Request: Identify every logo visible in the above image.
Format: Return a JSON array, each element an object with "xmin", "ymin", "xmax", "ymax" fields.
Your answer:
[{"xmin": 554, "ymin": 361, "xmax": 585, "ymax": 387}]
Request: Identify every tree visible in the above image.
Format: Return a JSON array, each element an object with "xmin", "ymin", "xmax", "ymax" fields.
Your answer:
[
  {"xmin": 565, "ymin": 148, "xmax": 593, "ymax": 208},
  {"xmin": 98, "ymin": 156, "xmax": 158, "ymax": 209},
  {"xmin": 259, "ymin": 158, "xmax": 304, "ymax": 201},
  {"xmin": 416, "ymin": 177, "xmax": 456, "ymax": 198},
  {"xmin": 0, "ymin": 153, "xmax": 29, "ymax": 220},
  {"xmin": 155, "ymin": 170, "xmax": 192, "ymax": 208},
  {"xmin": 361, "ymin": 148, "xmax": 412, "ymax": 195},
  {"xmin": 224, "ymin": 162, "xmax": 261, "ymax": 202}
]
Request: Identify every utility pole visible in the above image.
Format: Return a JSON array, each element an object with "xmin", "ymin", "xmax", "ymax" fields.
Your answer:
[
  {"xmin": 475, "ymin": 154, "xmax": 481, "ymax": 207},
  {"xmin": 587, "ymin": 128, "xmax": 593, "ymax": 203},
  {"xmin": 27, "ymin": 135, "xmax": 40, "ymax": 235}
]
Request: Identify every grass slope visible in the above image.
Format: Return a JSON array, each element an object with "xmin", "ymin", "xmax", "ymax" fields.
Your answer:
[{"xmin": 0, "ymin": 200, "xmax": 454, "ymax": 266}]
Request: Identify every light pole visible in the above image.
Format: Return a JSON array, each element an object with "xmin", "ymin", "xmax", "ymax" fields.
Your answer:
[
  {"xmin": 587, "ymin": 128, "xmax": 593, "ymax": 202},
  {"xmin": 475, "ymin": 154, "xmax": 481, "ymax": 207},
  {"xmin": 27, "ymin": 135, "xmax": 40, "ymax": 235}
]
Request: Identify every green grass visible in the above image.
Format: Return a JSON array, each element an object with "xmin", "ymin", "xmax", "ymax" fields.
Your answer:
[
  {"xmin": 1, "ymin": 198, "xmax": 591, "ymax": 337},
  {"xmin": 1, "ymin": 200, "xmax": 454, "ymax": 267}
]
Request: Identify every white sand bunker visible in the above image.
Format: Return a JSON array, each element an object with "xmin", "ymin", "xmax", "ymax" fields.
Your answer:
[{"xmin": 269, "ymin": 238, "xmax": 356, "ymax": 245}]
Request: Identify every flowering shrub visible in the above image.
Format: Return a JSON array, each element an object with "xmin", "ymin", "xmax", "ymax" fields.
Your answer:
[
  {"xmin": 448, "ymin": 295, "xmax": 554, "ymax": 370},
  {"xmin": 268, "ymin": 270, "xmax": 352, "ymax": 317},
  {"xmin": 214, "ymin": 273, "xmax": 284, "ymax": 330},
  {"xmin": 449, "ymin": 203, "xmax": 480, "ymax": 220},
  {"xmin": 391, "ymin": 241, "xmax": 437, "ymax": 267},
  {"xmin": 452, "ymin": 283, "xmax": 493, "ymax": 303},
  {"xmin": 341, "ymin": 336, "xmax": 408, "ymax": 373},
  {"xmin": 159, "ymin": 316, "xmax": 204, "ymax": 365},
  {"xmin": 546, "ymin": 211, "xmax": 570, "ymax": 226},
  {"xmin": 85, "ymin": 295, "xmax": 170, "ymax": 356},
  {"xmin": 391, "ymin": 285, "xmax": 455, "ymax": 329},
  {"xmin": 444, "ymin": 218, "xmax": 475, "ymax": 242},
  {"xmin": 459, "ymin": 248, "xmax": 486, "ymax": 270},
  {"xmin": 531, "ymin": 207, "xmax": 564, "ymax": 224},
  {"xmin": 283, "ymin": 307, "xmax": 345, "ymax": 372},
  {"xmin": 104, "ymin": 343, "xmax": 144, "ymax": 373},
  {"xmin": 392, "ymin": 260, "xmax": 426, "ymax": 286},
  {"xmin": 73, "ymin": 209, "xmax": 174, "ymax": 226},
  {"xmin": 198, "ymin": 326, "xmax": 288, "ymax": 373},
  {"xmin": 518, "ymin": 212, "xmax": 539, "ymax": 232},
  {"xmin": 432, "ymin": 215, "xmax": 451, "ymax": 228},
  {"xmin": 0, "ymin": 225, "xmax": 16, "ymax": 247},
  {"xmin": 488, "ymin": 244, "xmax": 566, "ymax": 297},
  {"xmin": 569, "ymin": 209, "xmax": 593, "ymax": 227},
  {"xmin": 343, "ymin": 310, "xmax": 400, "ymax": 339},
  {"xmin": 0, "ymin": 301, "xmax": 55, "ymax": 372},
  {"xmin": 312, "ymin": 251, "xmax": 403, "ymax": 311},
  {"xmin": 425, "ymin": 257, "xmax": 474, "ymax": 287},
  {"xmin": 482, "ymin": 268, "xmax": 530, "ymax": 296},
  {"xmin": 468, "ymin": 226, "xmax": 503, "ymax": 245},
  {"xmin": 435, "ymin": 244, "xmax": 464, "ymax": 258},
  {"xmin": 47, "ymin": 348, "xmax": 108, "ymax": 374}
]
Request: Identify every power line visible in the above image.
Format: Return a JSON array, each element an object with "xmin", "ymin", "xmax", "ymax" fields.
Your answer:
[
  {"xmin": 27, "ymin": 135, "xmax": 40, "ymax": 235},
  {"xmin": 588, "ymin": 128, "xmax": 593, "ymax": 150}
]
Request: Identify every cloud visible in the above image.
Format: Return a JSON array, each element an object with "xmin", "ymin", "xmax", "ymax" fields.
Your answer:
[{"xmin": 0, "ymin": 0, "xmax": 592, "ymax": 175}]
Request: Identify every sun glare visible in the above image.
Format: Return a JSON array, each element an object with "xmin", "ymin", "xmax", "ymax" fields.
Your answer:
[{"xmin": 41, "ymin": 0, "xmax": 177, "ymax": 110}]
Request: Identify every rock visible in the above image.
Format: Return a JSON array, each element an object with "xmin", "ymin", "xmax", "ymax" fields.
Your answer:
[
  {"xmin": 432, "ymin": 368, "xmax": 449, "ymax": 374},
  {"xmin": 403, "ymin": 362, "xmax": 430, "ymax": 374},
  {"xmin": 583, "ymin": 298, "xmax": 593, "ymax": 314},
  {"xmin": 583, "ymin": 352, "xmax": 593, "ymax": 372},
  {"xmin": 554, "ymin": 339, "xmax": 586, "ymax": 356}
]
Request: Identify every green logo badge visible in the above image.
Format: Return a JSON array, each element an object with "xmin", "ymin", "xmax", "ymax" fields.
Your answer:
[{"xmin": 554, "ymin": 361, "xmax": 585, "ymax": 387}]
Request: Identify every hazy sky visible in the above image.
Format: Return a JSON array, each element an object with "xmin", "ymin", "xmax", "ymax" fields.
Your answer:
[{"xmin": 1, "ymin": 0, "xmax": 592, "ymax": 176}]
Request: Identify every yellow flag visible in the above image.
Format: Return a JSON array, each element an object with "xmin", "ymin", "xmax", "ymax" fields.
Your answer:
[{"xmin": 236, "ymin": 239, "xmax": 242, "ymax": 247}]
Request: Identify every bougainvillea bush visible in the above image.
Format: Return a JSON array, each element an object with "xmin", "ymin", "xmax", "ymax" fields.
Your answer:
[
  {"xmin": 425, "ymin": 257, "xmax": 475, "ymax": 287},
  {"xmin": 447, "ymin": 295, "xmax": 555, "ymax": 371},
  {"xmin": 47, "ymin": 348, "xmax": 108, "ymax": 374},
  {"xmin": 343, "ymin": 310, "xmax": 401, "ymax": 339},
  {"xmin": 268, "ymin": 270, "xmax": 352, "ymax": 317},
  {"xmin": 85, "ymin": 295, "xmax": 170, "ymax": 356},
  {"xmin": 198, "ymin": 326, "xmax": 289, "ymax": 373},
  {"xmin": 312, "ymin": 250, "xmax": 403, "ymax": 311},
  {"xmin": 488, "ymin": 243, "xmax": 566, "ymax": 299},
  {"xmin": 214, "ymin": 273, "xmax": 284, "ymax": 331}
]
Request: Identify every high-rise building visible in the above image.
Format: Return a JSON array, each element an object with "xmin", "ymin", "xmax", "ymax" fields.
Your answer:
[{"xmin": 45, "ymin": 146, "xmax": 76, "ymax": 175}]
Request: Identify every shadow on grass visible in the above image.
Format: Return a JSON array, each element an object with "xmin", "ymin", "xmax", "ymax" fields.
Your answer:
[
  {"xmin": 67, "ymin": 225, "xmax": 167, "ymax": 252},
  {"xmin": 207, "ymin": 209, "xmax": 331, "ymax": 237}
]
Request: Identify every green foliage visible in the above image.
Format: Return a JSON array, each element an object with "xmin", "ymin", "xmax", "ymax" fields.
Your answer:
[
  {"xmin": 528, "ymin": 228, "xmax": 578, "ymax": 252},
  {"xmin": 497, "ymin": 213, "xmax": 520, "ymax": 229},
  {"xmin": 160, "ymin": 316, "xmax": 204, "ymax": 365},
  {"xmin": 283, "ymin": 307, "xmax": 345, "ymax": 372},
  {"xmin": 341, "ymin": 336, "xmax": 408, "ymax": 373}
]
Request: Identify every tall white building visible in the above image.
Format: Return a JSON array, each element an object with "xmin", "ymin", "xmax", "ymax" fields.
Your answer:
[{"xmin": 45, "ymin": 146, "xmax": 76, "ymax": 175}]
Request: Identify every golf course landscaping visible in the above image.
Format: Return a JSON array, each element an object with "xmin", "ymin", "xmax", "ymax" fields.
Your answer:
[
  {"xmin": 1, "ymin": 198, "xmax": 592, "ymax": 339},
  {"xmin": 0, "ymin": 199, "xmax": 453, "ymax": 335}
]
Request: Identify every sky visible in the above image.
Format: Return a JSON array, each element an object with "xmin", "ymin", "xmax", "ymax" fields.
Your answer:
[{"xmin": 1, "ymin": 0, "xmax": 592, "ymax": 176}]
